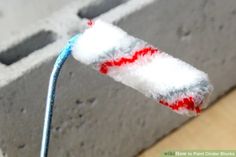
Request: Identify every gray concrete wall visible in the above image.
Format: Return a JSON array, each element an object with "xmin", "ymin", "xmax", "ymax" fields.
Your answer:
[{"xmin": 0, "ymin": 0, "xmax": 236, "ymax": 156}]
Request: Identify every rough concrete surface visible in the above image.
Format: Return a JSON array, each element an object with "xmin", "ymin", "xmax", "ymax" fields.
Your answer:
[
  {"xmin": 0, "ymin": 0, "xmax": 77, "ymax": 41},
  {"xmin": 0, "ymin": 0, "xmax": 236, "ymax": 157}
]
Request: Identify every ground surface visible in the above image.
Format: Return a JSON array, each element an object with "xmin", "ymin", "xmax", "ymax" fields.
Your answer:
[{"xmin": 139, "ymin": 89, "xmax": 236, "ymax": 157}]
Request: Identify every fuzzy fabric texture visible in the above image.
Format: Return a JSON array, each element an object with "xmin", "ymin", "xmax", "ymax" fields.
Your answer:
[{"xmin": 72, "ymin": 20, "xmax": 213, "ymax": 116}]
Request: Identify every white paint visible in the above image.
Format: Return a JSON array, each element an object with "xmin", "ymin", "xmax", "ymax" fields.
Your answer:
[{"xmin": 72, "ymin": 20, "xmax": 131, "ymax": 64}]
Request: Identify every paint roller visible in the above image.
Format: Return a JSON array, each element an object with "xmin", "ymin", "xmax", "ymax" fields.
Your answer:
[{"xmin": 40, "ymin": 19, "xmax": 213, "ymax": 157}]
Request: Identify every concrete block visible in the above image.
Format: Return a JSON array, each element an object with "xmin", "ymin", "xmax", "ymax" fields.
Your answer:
[{"xmin": 0, "ymin": 0, "xmax": 236, "ymax": 156}]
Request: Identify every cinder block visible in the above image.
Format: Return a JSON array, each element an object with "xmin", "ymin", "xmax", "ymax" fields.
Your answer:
[{"xmin": 0, "ymin": 0, "xmax": 236, "ymax": 157}]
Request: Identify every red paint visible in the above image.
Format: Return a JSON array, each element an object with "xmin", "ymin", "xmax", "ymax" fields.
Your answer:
[
  {"xmin": 159, "ymin": 96, "xmax": 202, "ymax": 114},
  {"xmin": 99, "ymin": 47, "xmax": 158, "ymax": 74},
  {"xmin": 87, "ymin": 19, "xmax": 94, "ymax": 27}
]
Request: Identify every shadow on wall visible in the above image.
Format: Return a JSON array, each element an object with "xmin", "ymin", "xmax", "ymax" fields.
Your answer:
[
  {"xmin": 0, "ymin": 31, "xmax": 57, "ymax": 65},
  {"xmin": 78, "ymin": 0, "xmax": 129, "ymax": 18}
]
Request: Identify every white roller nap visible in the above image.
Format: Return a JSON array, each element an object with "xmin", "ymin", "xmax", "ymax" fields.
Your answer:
[{"xmin": 72, "ymin": 20, "xmax": 213, "ymax": 116}]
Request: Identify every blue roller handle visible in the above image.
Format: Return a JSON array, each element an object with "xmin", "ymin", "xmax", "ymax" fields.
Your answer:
[{"xmin": 40, "ymin": 34, "xmax": 79, "ymax": 157}]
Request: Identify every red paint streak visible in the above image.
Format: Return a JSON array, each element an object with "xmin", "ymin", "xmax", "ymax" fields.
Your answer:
[
  {"xmin": 159, "ymin": 96, "xmax": 202, "ymax": 114},
  {"xmin": 87, "ymin": 19, "xmax": 94, "ymax": 27},
  {"xmin": 99, "ymin": 47, "xmax": 158, "ymax": 74}
]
